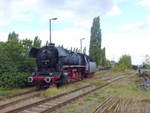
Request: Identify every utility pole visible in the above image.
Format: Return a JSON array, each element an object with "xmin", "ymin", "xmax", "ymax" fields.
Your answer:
[
  {"xmin": 80, "ymin": 38, "xmax": 85, "ymax": 53},
  {"xmin": 49, "ymin": 18, "xmax": 57, "ymax": 43}
]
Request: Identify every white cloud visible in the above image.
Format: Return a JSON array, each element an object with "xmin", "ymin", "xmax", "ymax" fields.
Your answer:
[
  {"xmin": 105, "ymin": 5, "xmax": 121, "ymax": 16},
  {"xmin": 117, "ymin": 16, "xmax": 150, "ymax": 32},
  {"xmin": 103, "ymin": 31, "xmax": 150, "ymax": 64},
  {"xmin": 28, "ymin": 28, "xmax": 89, "ymax": 50},
  {"xmin": 0, "ymin": 0, "xmax": 37, "ymax": 25},
  {"xmin": 137, "ymin": 0, "xmax": 150, "ymax": 6},
  {"xmin": 38, "ymin": 0, "xmax": 116, "ymax": 17},
  {"xmin": 0, "ymin": 0, "xmax": 135, "ymax": 63},
  {"xmin": 0, "ymin": 19, "xmax": 8, "ymax": 26},
  {"xmin": 103, "ymin": 15, "xmax": 150, "ymax": 64},
  {"xmin": 0, "ymin": 0, "xmax": 122, "ymax": 53},
  {"xmin": 0, "ymin": 28, "xmax": 89, "ymax": 52},
  {"xmin": 0, "ymin": 32, "xmax": 8, "ymax": 42},
  {"xmin": 0, "ymin": 0, "xmax": 121, "ymax": 27}
]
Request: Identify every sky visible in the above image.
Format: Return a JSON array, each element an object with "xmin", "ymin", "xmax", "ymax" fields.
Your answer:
[{"xmin": 0, "ymin": 0, "xmax": 150, "ymax": 65}]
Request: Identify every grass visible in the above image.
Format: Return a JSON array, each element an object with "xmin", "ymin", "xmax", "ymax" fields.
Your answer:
[
  {"xmin": 41, "ymin": 70, "xmax": 128, "ymax": 98},
  {"xmin": 0, "ymin": 87, "xmax": 35, "ymax": 99},
  {"xmin": 55, "ymin": 71, "xmax": 150, "ymax": 113},
  {"xmin": 56, "ymin": 92, "xmax": 106, "ymax": 113},
  {"xmin": 41, "ymin": 71, "xmax": 111, "ymax": 97},
  {"xmin": 100, "ymin": 74, "xmax": 150, "ymax": 100},
  {"xmin": 1, "ymin": 70, "xmax": 143, "ymax": 113},
  {"xmin": 41, "ymin": 81, "xmax": 91, "ymax": 97},
  {"xmin": 41, "ymin": 87, "xmax": 62, "ymax": 97},
  {"xmin": 0, "ymin": 70, "xmax": 111, "ymax": 99},
  {"xmin": 2, "ymin": 70, "xmax": 148, "ymax": 113},
  {"xmin": 95, "ymin": 70, "xmax": 110, "ymax": 75}
]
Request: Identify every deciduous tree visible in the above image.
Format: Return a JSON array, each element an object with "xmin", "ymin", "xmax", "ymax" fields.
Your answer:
[
  {"xmin": 33, "ymin": 36, "xmax": 41, "ymax": 48},
  {"xmin": 89, "ymin": 16, "xmax": 106, "ymax": 66}
]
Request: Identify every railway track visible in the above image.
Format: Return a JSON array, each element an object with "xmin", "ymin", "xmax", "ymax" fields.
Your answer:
[
  {"xmin": 0, "ymin": 91, "xmax": 40, "ymax": 110},
  {"xmin": 92, "ymin": 96, "xmax": 114, "ymax": 113},
  {"xmin": 1, "ymin": 84, "xmax": 93, "ymax": 113},
  {"xmin": 0, "ymin": 71, "xmax": 133, "ymax": 113},
  {"xmin": 0, "ymin": 88, "xmax": 36, "ymax": 101},
  {"xmin": 91, "ymin": 72, "xmax": 150, "ymax": 113},
  {"xmin": 0, "ymin": 72, "xmax": 133, "ymax": 113},
  {"xmin": 92, "ymin": 97, "xmax": 150, "ymax": 113}
]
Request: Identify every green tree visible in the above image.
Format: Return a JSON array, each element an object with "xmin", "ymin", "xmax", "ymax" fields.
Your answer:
[
  {"xmin": 118, "ymin": 55, "xmax": 132, "ymax": 69},
  {"xmin": 46, "ymin": 41, "xmax": 49, "ymax": 46},
  {"xmin": 0, "ymin": 42, "xmax": 18, "ymax": 74},
  {"xmin": 0, "ymin": 33, "xmax": 37, "ymax": 88},
  {"xmin": 70, "ymin": 47, "xmax": 73, "ymax": 51},
  {"xmin": 112, "ymin": 55, "xmax": 132, "ymax": 72},
  {"xmin": 89, "ymin": 16, "xmax": 103, "ymax": 66},
  {"xmin": 101, "ymin": 48, "xmax": 106, "ymax": 66},
  {"xmin": 5, "ymin": 40, "xmax": 26, "ymax": 62},
  {"xmin": 75, "ymin": 48, "xmax": 80, "ymax": 53},
  {"xmin": 61, "ymin": 45, "xmax": 64, "ymax": 48},
  {"xmin": 8, "ymin": 32, "xmax": 19, "ymax": 41},
  {"xmin": 105, "ymin": 60, "xmax": 111, "ymax": 67},
  {"xmin": 73, "ymin": 48, "xmax": 76, "ymax": 52},
  {"xmin": 83, "ymin": 47, "xmax": 86, "ymax": 54},
  {"xmin": 21, "ymin": 39, "xmax": 33, "ymax": 49},
  {"xmin": 33, "ymin": 36, "xmax": 41, "ymax": 48},
  {"xmin": 21, "ymin": 39, "xmax": 33, "ymax": 56}
]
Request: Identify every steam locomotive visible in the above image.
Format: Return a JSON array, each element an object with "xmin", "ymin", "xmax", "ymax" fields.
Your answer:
[{"xmin": 28, "ymin": 43, "xmax": 96, "ymax": 89}]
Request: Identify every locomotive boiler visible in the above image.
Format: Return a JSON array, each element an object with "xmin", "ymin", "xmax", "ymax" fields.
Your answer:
[{"xmin": 28, "ymin": 43, "xmax": 96, "ymax": 89}]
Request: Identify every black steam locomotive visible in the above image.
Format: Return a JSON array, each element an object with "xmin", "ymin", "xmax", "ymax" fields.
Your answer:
[{"xmin": 28, "ymin": 43, "xmax": 96, "ymax": 89}]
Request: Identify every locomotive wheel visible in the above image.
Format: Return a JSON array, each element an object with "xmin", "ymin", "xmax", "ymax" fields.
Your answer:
[
  {"xmin": 56, "ymin": 80, "xmax": 63, "ymax": 87},
  {"xmin": 36, "ymin": 84, "xmax": 43, "ymax": 90},
  {"xmin": 62, "ymin": 74, "xmax": 69, "ymax": 84},
  {"xmin": 36, "ymin": 83, "xmax": 50, "ymax": 89},
  {"xmin": 56, "ymin": 74, "xmax": 69, "ymax": 87}
]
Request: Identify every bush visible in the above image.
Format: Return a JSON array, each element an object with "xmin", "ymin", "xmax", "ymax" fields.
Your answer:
[
  {"xmin": 0, "ymin": 34, "xmax": 37, "ymax": 88},
  {"xmin": 111, "ymin": 64, "xmax": 128, "ymax": 72},
  {"xmin": 111, "ymin": 55, "xmax": 132, "ymax": 72},
  {"xmin": 0, "ymin": 72, "xmax": 30, "ymax": 88}
]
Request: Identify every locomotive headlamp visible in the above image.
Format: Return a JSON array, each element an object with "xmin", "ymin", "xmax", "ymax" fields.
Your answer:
[
  {"xmin": 63, "ymin": 72, "xmax": 69, "ymax": 76},
  {"xmin": 49, "ymin": 73, "xmax": 53, "ymax": 76},
  {"xmin": 44, "ymin": 77, "xmax": 51, "ymax": 83},
  {"xmin": 28, "ymin": 77, "xmax": 33, "ymax": 82}
]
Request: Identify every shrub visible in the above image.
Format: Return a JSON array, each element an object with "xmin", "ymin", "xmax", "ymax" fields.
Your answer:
[
  {"xmin": 111, "ymin": 64, "xmax": 127, "ymax": 72},
  {"xmin": 0, "ymin": 72, "xmax": 30, "ymax": 88},
  {"xmin": 0, "ymin": 35, "xmax": 36, "ymax": 88},
  {"xmin": 111, "ymin": 55, "xmax": 132, "ymax": 72}
]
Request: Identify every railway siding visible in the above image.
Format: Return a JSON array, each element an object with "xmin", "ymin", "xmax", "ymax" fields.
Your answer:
[
  {"xmin": 2, "ymin": 84, "xmax": 93, "ymax": 113},
  {"xmin": 19, "ymin": 72, "xmax": 134, "ymax": 113},
  {"xmin": 92, "ymin": 97, "xmax": 150, "ymax": 113},
  {"xmin": 0, "ymin": 71, "xmax": 134, "ymax": 113}
]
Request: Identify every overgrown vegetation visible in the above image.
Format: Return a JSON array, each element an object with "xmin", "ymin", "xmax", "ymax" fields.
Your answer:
[
  {"xmin": 101, "ymin": 74, "xmax": 150, "ymax": 100},
  {"xmin": 56, "ymin": 71, "xmax": 150, "ymax": 113},
  {"xmin": 0, "ymin": 32, "xmax": 41, "ymax": 88},
  {"xmin": 57, "ymin": 92, "xmax": 106, "ymax": 113},
  {"xmin": 111, "ymin": 55, "xmax": 132, "ymax": 72},
  {"xmin": 0, "ymin": 87, "xmax": 35, "ymax": 98},
  {"xmin": 41, "ymin": 87, "xmax": 62, "ymax": 97}
]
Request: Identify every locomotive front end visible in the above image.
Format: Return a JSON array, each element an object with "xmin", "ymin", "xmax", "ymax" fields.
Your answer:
[
  {"xmin": 28, "ymin": 73, "xmax": 59, "ymax": 89},
  {"xmin": 28, "ymin": 43, "xmax": 59, "ymax": 89}
]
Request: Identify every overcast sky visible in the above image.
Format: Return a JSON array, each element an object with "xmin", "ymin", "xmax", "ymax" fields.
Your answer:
[{"xmin": 0, "ymin": 0, "xmax": 150, "ymax": 65}]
